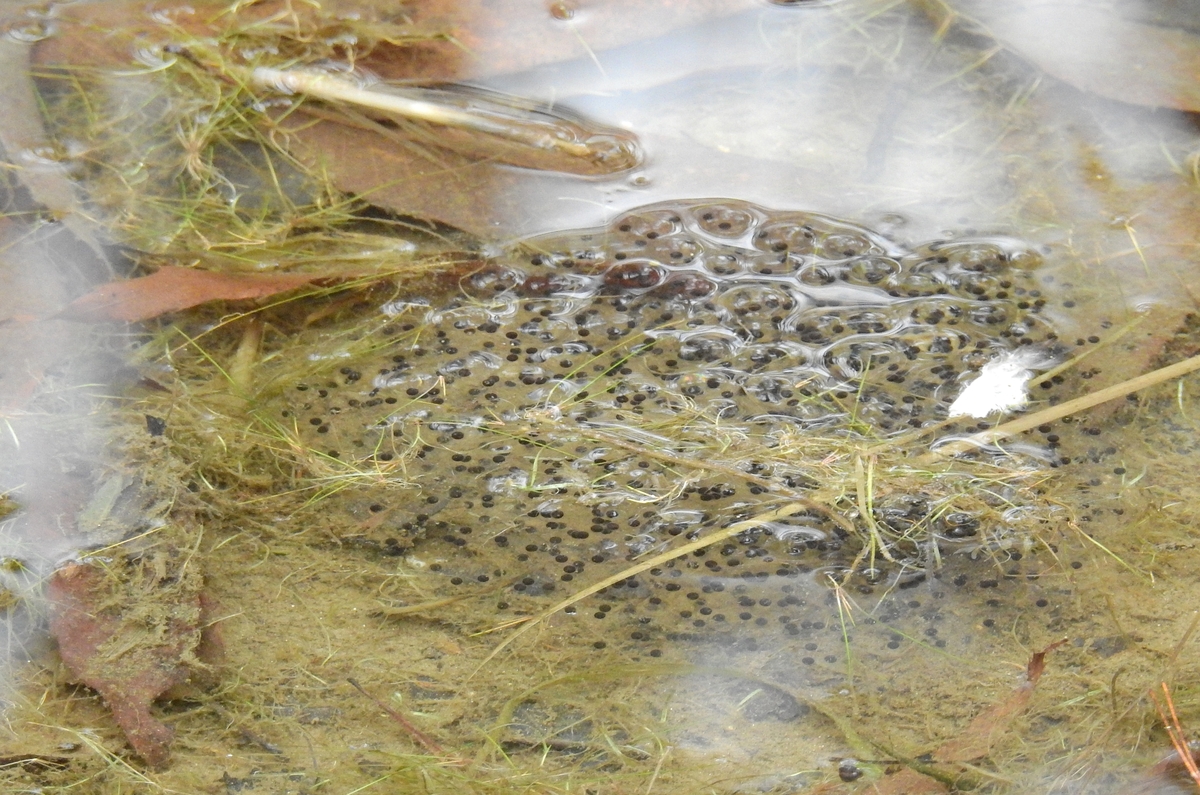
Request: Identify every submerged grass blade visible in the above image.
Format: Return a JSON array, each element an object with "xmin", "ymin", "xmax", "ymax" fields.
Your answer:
[
  {"xmin": 248, "ymin": 66, "xmax": 642, "ymax": 175},
  {"xmin": 0, "ymin": 37, "xmax": 108, "ymax": 261},
  {"xmin": 471, "ymin": 500, "xmax": 825, "ymax": 676}
]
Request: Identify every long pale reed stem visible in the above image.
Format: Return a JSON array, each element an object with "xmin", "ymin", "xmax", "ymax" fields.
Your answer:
[{"xmin": 932, "ymin": 354, "xmax": 1200, "ymax": 458}]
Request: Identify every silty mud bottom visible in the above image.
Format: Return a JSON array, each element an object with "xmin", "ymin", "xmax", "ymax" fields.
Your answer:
[{"xmin": 271, "ymin": 199, "xmax": 1091, "ymax": 682}]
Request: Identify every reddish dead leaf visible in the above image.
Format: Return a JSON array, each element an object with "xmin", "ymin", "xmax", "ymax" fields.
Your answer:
[
  {"xmin": 871, "ymin": 767, "xmax": 951, "ymax": 795},
  {"xmin": 279, "ymin": 114, "xmax": 538, "ymax": 237},
  {"xmin": 811, "ymin": 640, "xmax": 1067, "ymax": 795},
  {"xmin": 1133, "ymin": 748, "xmax": 1200, "ymax": 794},
  {"xmin": 47, "ymin": 558, "xmax": 223, "ymax": 769},
  {"xmin": 1148, "ymin": 682, "xmax": 1200, "ymax": 790},
  {"xmin": 31, "ymin": 0, "xmax": 761, "ymax": 236},
  {"xmin": 32, "ymin": 0, "xmax": 424, "ymax": 71},
  {"xmin": 62, "ymin": 266, "xmax": 324, "ymax": 323},
  {"xmin": 932, "ymin": 639, "xmax": 1067, "ymax": 764},
  {"xmin": 983, "ymin": 6, "xmax": 1200, "ymax": 112}
]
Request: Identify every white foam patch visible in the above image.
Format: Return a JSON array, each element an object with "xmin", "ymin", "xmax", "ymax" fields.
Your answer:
[{"xmin": 948, "ymin": 349, "xmax": 1049, "ymax": 418}]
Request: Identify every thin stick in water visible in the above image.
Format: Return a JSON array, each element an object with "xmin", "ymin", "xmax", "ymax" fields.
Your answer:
[{"xmin": 931, "ymin": 354, "xmax": 1200, "ymax": 458}]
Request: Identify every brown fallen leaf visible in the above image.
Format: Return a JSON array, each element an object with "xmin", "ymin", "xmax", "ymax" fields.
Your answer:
[
  {"xmin": 33, "ymin": 0, "xmax": 757, "ymax": 84},
  {"xmin": 47, "ymin": 557, "xmax": 223, "ymax": 769},
  {"xmin": 31, "ymin": 0, "xmax": 439, "ymax": 71},
  {"xmin": 360, "ymin": 0, "xmax": 762, "ymax": 82},
  {"xmin": 61, "ymin": 265, "xmax": 325, "ymax": 323},
  {"xmin": 932, "ymin": 639, "xmax": 1067, "ymax": 764},
  {"xmin": 1132, "ymin": 748, "xmax": 1200, "ymax": 795},
  {"xmin": 278, "ymin": 113, "xmax": 540, "ymax": 238},
  {"xmin": 0, "ymin": 31, "xmax": 105, "ymax": 260},
  {"xmin": 31, "ymin": 0, "xmax": 757, "ymax": 236},
  {"xmin": 832, "ymin": 640, "xmax": 1067, "ymax": 795},
  {"xmin": 871, "ymin": 767, "xmax": 951, "ymax": 795}
]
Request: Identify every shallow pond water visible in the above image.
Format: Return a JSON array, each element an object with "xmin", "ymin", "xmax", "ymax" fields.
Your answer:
[{"xmin": 1, "ymin": 1, "xmax": 1200, "ymax": 794}]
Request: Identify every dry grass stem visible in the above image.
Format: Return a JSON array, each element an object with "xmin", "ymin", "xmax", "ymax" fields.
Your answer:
[{"xmin": 931, "ymin": 354, "xmax": 1200, "ymax": 458}]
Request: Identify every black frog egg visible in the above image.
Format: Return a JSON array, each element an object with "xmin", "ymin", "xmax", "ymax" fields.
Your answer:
[
  {"xmin": 651, "ymin": 273, "xmax": 717, "ymax": 299},
  {"xmin": 603, "ymin": 260, "xmax": 667, "ymax": 291},
  {"xmin": 838, "ymin": 759, "xmax": 863, "ymax": 782},
  {"xmin": 967, "ymin": 303, "xmax": 1011, "ymax": 327},
  {"xmin": 753, "ymin": 220, "xmax": 819, "ymax": 254},
  {"xmin": 464, "ymin": 264, "xmax": 527, "ymax": 296},
  {"xmin": 521, "ymin": 272, "xmax": 593, "ymax": 296},
  {"xmin": 951, "ymin": 272, "xmax": 1002, "ymax": 300},
  {"xmin": 644, "ymin": 234, "xmax": 703, "ymax": 264},
  {"xmin": 797, "ymin": 262, "xmax": 846, "ymax": 286},
  {"xmin": 297, "ymin": 197, "xmax": 1076, "ymax": 658},
  {"xmin": 703, "ymin": 252, "xmax": 746, "ymax": 277},
  {"xmin": 886, "ymin": 269, "xmax": 944, "ymax": 296},
  {"xmin": 875, "ymin": 495, "xmax": 930, "ymax": 533},
  {"xmin": 952, "ymin": 242, "xmax": 1008, "ymax": 273},
  {"xmin": 817, "ymin": 232, "xmax": 875, "ymax": 259},
  {"xmin": 692, "ymin": 202, "xmax": 757, "ymax": 238},
  {"xmin": 615, "ymin": 209, "xmax": 681, "ymax": 240},
  {"xmin": 713, "ymin": 284, "xmax": 793, "ymax": 317},
  {"xmin": 847, "ymin": 256, "xmax": 901, "ymax": 285},
  {"xmin": 939, "ymin": 512, "xmax": 981, "ymax": 538}
]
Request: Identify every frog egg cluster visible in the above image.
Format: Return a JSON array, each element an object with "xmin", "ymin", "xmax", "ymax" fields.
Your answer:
[
  {"xmin": 281, "ymin": 200, "xmax": 1076, "ymax": 662},
  {"xmin": 510, "ymin": 201, "xmax": 1061, "ymax": 432}
]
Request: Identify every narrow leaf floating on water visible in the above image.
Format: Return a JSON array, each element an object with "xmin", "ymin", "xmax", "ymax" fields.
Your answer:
[
  {"xmin": 251, "ymin": 66, "xmax": 643, "ymax": 176},
  {"xmin": 62, "ymin": 266, "xmax": 326, "ymax": 322},
  {"xmin": 866, "ymin": 640, "xmax": 1066, "ymax": 794}
]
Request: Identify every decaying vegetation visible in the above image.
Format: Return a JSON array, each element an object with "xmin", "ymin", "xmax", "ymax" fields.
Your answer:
[{"xmin": 0, "ymin": 1, "xmax": 1198, "ymax": 793}]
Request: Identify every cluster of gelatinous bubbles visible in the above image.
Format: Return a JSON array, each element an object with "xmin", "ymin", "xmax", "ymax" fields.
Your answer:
[{"xmin": 282, "ymin": 200, "xmax": 1083, "ymax": 669}]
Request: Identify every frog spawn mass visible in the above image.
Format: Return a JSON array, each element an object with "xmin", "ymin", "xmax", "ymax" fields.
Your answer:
[{"xmin": 282, "ymin": 200, "xmax": 1074, "ymax": 666}]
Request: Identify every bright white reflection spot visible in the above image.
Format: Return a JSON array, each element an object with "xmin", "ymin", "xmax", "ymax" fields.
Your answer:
[{"xmin": 948, "ymin": 349, "xmax": 1052, "ymax": 418}]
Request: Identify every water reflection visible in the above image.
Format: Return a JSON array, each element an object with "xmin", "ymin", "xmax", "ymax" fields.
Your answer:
[
  {"xmin": 0, "ymin": 220, "xmax": 119, "ymax": 675},
  {"xmin": 471, "ymin": 0, "xmax": 1200, "ymax": 319},
  {"xmin": 2, "ymin": 0, "xmax": 1200, "ymax": 791}
]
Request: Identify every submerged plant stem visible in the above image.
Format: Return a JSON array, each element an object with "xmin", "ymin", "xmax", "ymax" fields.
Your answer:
[
  {"xmin": 347, "ymin": 677, "xmax": 454, "ymax": 760},
  {"xmin": 248, "ymin": 66, "xmax": 641, "ymax": 174},
  {"xmin": 586, "ymin": 429, "xmax": 858, "ymax": 536},
  {"xmin": 473, "ymin": 500, "xmax": 821, "ymax": 675},
  {"xmin": 251, "ymin": 67, "xmax": 532, "ymax": 141},
  {"xmin": 0, "ymin": 37, "xmax": 107, "ymax": 261}
]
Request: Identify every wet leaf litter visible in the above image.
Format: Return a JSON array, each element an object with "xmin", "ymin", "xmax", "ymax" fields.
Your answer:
[
  {"xmin": 807, "ymin": 640, "xmax": 1068, "ymax": 795},
  {"xmin": 64, "ymin": 266, "xmax": 330, "ymax": 323},
  {"xmin": 47, "ymin": 560, "xmax": 223, "ymax": 770},
  {"xmin": 2, "ymin": 0, "xmax": 1200, "ymax": 793}
]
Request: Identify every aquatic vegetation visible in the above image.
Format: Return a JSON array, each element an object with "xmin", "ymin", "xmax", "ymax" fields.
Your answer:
[
  {"xmin": 119, "ymin": 197, "xmax": 1100, "ymax": 782},
  {"xmin": 95, "ymin": 189, "xmax": 1194, "ymax": 795},
  {"xmin": 270, "ymin": 198, "xmax": 1074, "ymax": 599},
  {"xmin": 3, "ymin": 1, "xmax": 1200, "ymax": 793}
]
